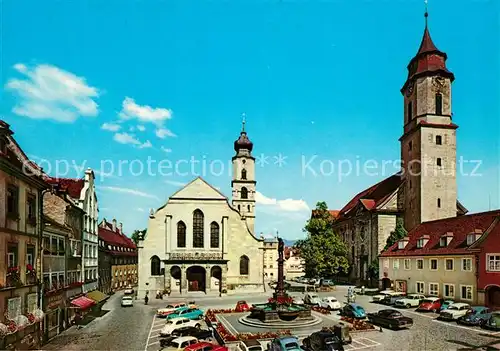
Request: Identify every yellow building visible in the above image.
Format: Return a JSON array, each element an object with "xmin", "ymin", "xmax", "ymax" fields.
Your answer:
[{"xmin": 262, "ymin": 237, "xmax": 278, "ymax": 281}]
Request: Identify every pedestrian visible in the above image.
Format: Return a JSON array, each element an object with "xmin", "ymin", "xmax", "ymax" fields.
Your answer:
[{"xmin": 145, "ymin": 295, "xmax": 149, "ymax": 305}]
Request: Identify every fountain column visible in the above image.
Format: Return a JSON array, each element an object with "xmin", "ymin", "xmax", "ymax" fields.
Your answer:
[{"xmin": 275, "ymin": 238, "xmax": 286, "ymax": 299}]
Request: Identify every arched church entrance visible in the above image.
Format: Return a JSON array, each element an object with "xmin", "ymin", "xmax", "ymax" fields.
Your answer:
[
  {"xmin": 211, "ymin": 266, "xmax": 222, "ymax": 292},
  {"xmin": 486, "ymin": 285, "xmax": 500, "ymax": 309},
  {"xmin": 187, "ymin": 266, "xmax": 206, "ymax": 292},
  {"xmin": 170, "ymin": 266, "xmax": 181, "ymax": 293}
]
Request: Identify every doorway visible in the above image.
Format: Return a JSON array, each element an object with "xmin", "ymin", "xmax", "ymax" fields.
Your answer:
[{"xmin": 186, "ymin": 266, "xmax": 206, "ymax": 292}]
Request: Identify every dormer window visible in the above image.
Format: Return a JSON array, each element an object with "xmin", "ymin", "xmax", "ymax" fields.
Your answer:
[
  {"xmin": 467, "ymin": 231, "xmax": 482, "ymax": 245},
  {"xmin": 439, "ymin": 237, "xmax": 447, "ymax": 247},
  {"xmin": 398, "ymin": 237, "xmax": 409, "ymax": 250},
  {"xmin": 416, "ymin": 239, "xmax": 424, "ymax": 248}
]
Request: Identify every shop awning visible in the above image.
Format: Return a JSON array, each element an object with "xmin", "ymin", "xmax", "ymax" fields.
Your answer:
[
  {"xmin": 86, "ymin": 290, "xmax": 109, "ymax": 304},
  {"xmin": 70, "ymin": 296, "xmax": 95, "ymax": 310}
]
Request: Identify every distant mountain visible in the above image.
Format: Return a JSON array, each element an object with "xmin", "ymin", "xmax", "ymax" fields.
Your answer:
[{"xmin": 283, "ymin": 239, "xmax": 298, "ymax": 247}]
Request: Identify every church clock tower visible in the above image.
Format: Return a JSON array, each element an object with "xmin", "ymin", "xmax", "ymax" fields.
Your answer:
[
  {"xmin": 400, "ymin": 11, "xmax": 458, "ymax": 231},
  {"xmin": 232, "ymin": 116, "xmax": 256, "ymax": 234}
]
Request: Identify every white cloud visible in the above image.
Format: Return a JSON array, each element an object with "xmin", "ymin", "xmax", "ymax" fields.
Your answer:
[
  {"xmin": 137, "ymin": 207, "xmax": 146, "ymax": 212},
  {"xmin": 165, "ymin": 179, "xmax": 186, "ymax": 187},
  {"xmin": 101, "ymin": 123, "xmax": 121, "ymax": 132},
  {"xmin": 113, "ymin": 132, "xmax": 141, "ymax": 145},
  {"xmin": 5, "ymin": 63, "xmax": 99, "ymax": 122},
  {"xmin": 118, "ymin": 97, "xmax": 172, "ymax": 125},
  {"xmin": 156, "ymin": 128, "xmax": 176, "ymax": 139},
  {"xmin": 255, "ymin": 191, "xmax": 310, "ymax": 212},
  {"xmin": 161, "ymin": 146, "xmax": 172, "ymax": 153},
  {"xmin": 97, "ymin": 186, "xmax": 159, "ymax": 200},
  {"xmin": 138, "ymin": 140, "xmax": 152, "ymax": 149},
  {"xmin": 137, "ymin": 125, "xmax": 146, "ymax": 132}
]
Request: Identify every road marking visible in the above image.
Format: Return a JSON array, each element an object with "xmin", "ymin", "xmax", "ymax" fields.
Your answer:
[
  {"xmin": 151, "ymin": 326, "xmax": 163, "ymax": 332},
  {"xmin": 144, "ymin": 315, "xmax": 157, "ymax": 351},
  {"xmin": 217, "ymin": 314, "xmax": 239, "ymax": 335},
  {"xmin": 431, "ymin": 319, "xmax": 500, "ymax": 336},
  {"xmin": 402, "ymin": 309, "xmax": 437, "ymax": 319},
  {"xmin": 147, "ymin": 340, "xmax": 159, "ymax": 347}
]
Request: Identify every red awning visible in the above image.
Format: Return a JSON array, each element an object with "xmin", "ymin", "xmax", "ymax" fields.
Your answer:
[{"xmin": 71, "ymin": 296, "xmax": 95, "ymax": 310}]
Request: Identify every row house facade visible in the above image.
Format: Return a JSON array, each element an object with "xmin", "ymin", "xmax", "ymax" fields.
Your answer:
[
  {"xmin": 284, "ymin": 247, "xmax": 305, "ymax": 280},
  {"xmin": 262, "ymin": 237, "xmax": 278, "ymax": 281},
  {"xmin": 0, "ymin": 121, "xmax": 47, "ymax": 350},
  {"xmin": 98, "ymin": 219, "xmax": 138, "ymax": 291},
  {"xmin": 380, "ymin": 210, "xmax": 500, "ymax": 308}
]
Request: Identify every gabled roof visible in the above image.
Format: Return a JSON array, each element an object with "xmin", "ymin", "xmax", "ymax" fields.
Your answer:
[
  {"xmin": 381, "ymin": 210, "xmax": 500, "ymax": 257},
  {"xmin": 98, "ymin": 219, "xmax": 137, "ymax": 250},
  {"xmin": 169, "ymin": 176, "xmax": 227, "ymax": 200},
  {"xmin": 45, "ymin": 177, "xmax": 85, "ymax": 199}
]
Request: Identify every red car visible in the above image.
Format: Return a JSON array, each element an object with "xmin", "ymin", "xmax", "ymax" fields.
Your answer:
[
  {"xmin": 185, "ymin": 342, "xmax": 228, "ymax": 351},
  {"xmin": 416, "ymin": 297, "xmax": 444, "ymax": 313},
  {"xmin": 235, "ymin": 300, "xmax": 250, "ymax": 312}
]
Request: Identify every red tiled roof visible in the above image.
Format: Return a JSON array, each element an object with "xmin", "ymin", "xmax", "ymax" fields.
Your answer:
[
  {"xmin": 380, "ymin": 210, "xmax": 500, "ymax": 257},
  {"xmin": 338, "ymin": 173, "xmax": 402, "ymax": 218},
  {"xmin": 417, "ymin": 26, "xmax": 439, "ymax": 56},
  {"xmin": 98, "ymin": 220, "xmax": 137, "ymax": 250},
  {"xmin": 360, "ymin": 199, "xmax": 376, "ymax": 211},
  {"xmin": 46, "ymin": 177, "xmax": 84, "ymax": 199}
]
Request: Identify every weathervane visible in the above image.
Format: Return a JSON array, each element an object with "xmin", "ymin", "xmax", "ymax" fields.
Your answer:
[
  {"xmin": 242, "ymin": 113, "xmax": 246, "ymax": 132},
  {"xmin": 424, "ymin": 0, "xmax": 429, "ymax": 25}
]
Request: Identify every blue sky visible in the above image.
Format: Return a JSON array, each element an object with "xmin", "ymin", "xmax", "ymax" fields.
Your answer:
[{"xmin": 1, "ymin": 0, "xmax": 498, "ymax": 240}]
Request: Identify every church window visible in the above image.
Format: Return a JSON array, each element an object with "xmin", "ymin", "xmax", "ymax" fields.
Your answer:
[
  {"xmin": 150, "ymin": 256, "xmax": 160, "ymax": 276},
  {"xmin": 437, "ymin": 198, "xmax": 441, "ymax": 208},
  {"xmin": 241, "ymin": 187, "xmax": 248, "ymax": 199},
  {"xmin": 435, "ymin": 93, "xmax": 443, "ymax": 115},
  {"xmin": 193, "ymin": 209, "xmax": 204, "ymax": 248},
  {"xmin": 436, "ymin": 135, "xmax": 442, "ymax": 145},
  {"xmin": 247, "ymin": 205, "xmax": 250, "ymax": 212},
  {"xmin": 177, "ymin": 221, "xmax": 186, "ymax": 248},
  {"xmin": 210, "ymin": 222, "xmax": 219, "ymax": 248},
  {"xmin": 241, "ymin": 169, "xmax": 247, "ymax": 180},
  {"xmin": 437, "ymin": 158, "xmax": 442, "ymax": 167},
  {"xmin": 240, "ymin": 255, "xmax": 249, "ymax": 275},
  {"xmin": 407, "ymin": 101, "xmax": 413, "ymax": 121},
  {"xmin": 238, "ymin": 205, "xmax": 241, "ymax": 211}
]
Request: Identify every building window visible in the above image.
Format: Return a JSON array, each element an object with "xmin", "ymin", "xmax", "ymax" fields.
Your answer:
[
  {"xmin": 408, "ymin": 141, "xmax": 412, "ymax": 151},
  {"xmin": 58, "ymin": 238, "xmax": 65, "ymax": 256},
  {"xmin": 26, "ymin": 245, "xmax": 35, "ymax": 267},
  {"xmin": 437, "ymin": 198, "xmax": 441, "ymax": 208},
  {"xmin": 429, "ymin": 283, "xmax": 439, "ymax": 296},
  {"xmin": 43, "ymin": 236, "xmax": 50, "ymax": 255},
  {"xmin": 444, "ymin": 284, "xmax": 455, "ymax": 298},
  {"xmin": 407, "ymin": 101, "xmax": 413, "ymax": 120},
  {"xmin": 27, "ymin": 193, "xmax": 36, "ymax": 223},
  {"xmin": 466, "ymin": 234, "xmax": 476, "ymax": 246},
  {"xmin": 7, "ymin": 244, "xmax": 18, "ymax": 268},
  {"xmin": 436, "ymin": 135, "xmax": 442, "ymax": 145},
  {"xmin": 7, "ymin": 297, "xmax": 21, "ymax": 320},
  {"xmin": 7, "ymin": 185, "xmax": 19, "ymax": 218},
  {"xmin": 247, "ymin": 205, "xmax": 250, "ymax": 212},
  {"xmin": 192, "ymin": 209, "xmax": 204, "ymax": 248},
  {"xmin": 58, "ymin": 273, "xmax": 65, "ymax": 288},
  {"xmin": 393, "ymin": 259, "xmax": 399, "ymax": 270},
  {"xmin": 461, "ymin": 285, "xmax": 473, "ymax": 300},
  {"xmin": 177, "ymin": 221, "xmax": 186, "ymax": 248},
  {"xmin": 416, "ymin": 282, "xmax": 424, "ymax": 294},
  {"xmin": 445, "ymin": 259, "xmax": 454, "ymax": 271},
  {"xmin": 241, "ymin": 187, "xmax": 248, "ymax": 199},
  {"xmin": 462, "ymin": 258, "xmax": 472, "ymax": 272},
  {"xmin": 487, "ymin": 254, "xmax": 500, "ymax": 272},
  {"xmin": 430, "ymin": 259, "xmax": 438, "ymax": 270},
  {"xmin": 240, "ymin": 255, "xmax": 249, "ymax": 275},
  {"xmin": 416, "ymin": 259, "xmax": 423, "ymax": 270},
  {"xmin": 404, "ymin": 259, "xmax": 410, "ymax": 270},
  {"xmin": 241, "ymin": 169, "xmax": 247, "ymax": 180},
  {"xmin": 416, "ymin": 239, "xmax": 424, "ymax": 248},
  {"xmin": 435, "ymin": 93, "xmax": 443, "ymax": 115},
  {"xmin": 150, "ymin": 256, "xmax": 160, "ymax": 276},
  {"xmin": 210, "ymin": 222, "xmax": 220, "ymax": 248},
  {"xmin": 437, "ymin": 158, "xmax": 442, "ymax": 167},
  {"xmin": 439, "ymin": 237, "xmax": 447, "ymax": 247}
]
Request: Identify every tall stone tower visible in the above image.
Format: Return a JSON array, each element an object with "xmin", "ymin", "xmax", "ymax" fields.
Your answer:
[
  {"xmin": 232, "ymin": 117, "xmax": 256, "ymax": 234},
  {"xmin": 400, "ymin": 12, "xmax": 458, "ymax": 232}
]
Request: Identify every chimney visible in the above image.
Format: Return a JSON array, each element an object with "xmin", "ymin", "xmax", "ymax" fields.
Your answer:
[
  {"xmin": 112, "ymin": 219, "xmax": 117, "ymax": 232},
  {"xmin": 119, "ymin": 222, "xmax": 123, "ymax": 234}
]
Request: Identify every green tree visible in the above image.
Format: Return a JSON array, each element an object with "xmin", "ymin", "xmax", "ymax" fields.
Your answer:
[
  {"xmin": 384, "ymin": 217, "xmax": 407, "ymax": 251},
  {"xmin": 295, "ymin": 202, "xmax": 349, "ymax": 278},
  {"xmin": 367, "ymin": 259, "xmax": 379, "ymax": 281},
  {"xmin": 131, "ymin": 228, "xmax": 147, "ymax": 244}
]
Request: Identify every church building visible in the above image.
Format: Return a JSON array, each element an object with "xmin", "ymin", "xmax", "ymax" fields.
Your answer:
[{"xmin": 137, "ymin": 122, "xmax": 265, "ymax": 296}]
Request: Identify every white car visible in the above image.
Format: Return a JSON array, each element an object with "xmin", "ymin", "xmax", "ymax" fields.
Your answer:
[
  {"xmin": 439, "ymin": 302, "xmax": 472, "ymax": 321},
  {"xmin": 319, "ymin": 297, "xmax": 341, "ymax": 310},
  {"xmin": 394, "ymin": 294, "xmax": 426, "ymax": 308},
  {"xmin": 160, "ymin": 317, "xmax": 201, "ymax": 336},
  {"xmin": 292, "ymin": 296, "xmax": 304, "ymax": 305},
  {"xmin": 121, "ymin": 296, "xmax": 133, "ymax": 307},
  {"xmin": 162, "ymin": 336, "xmax": 198, "ymax": 350},
  {"xmin": 371, "ymin": 290, "xmax": 396, "ymax": 302},
  {"xmin": 124, "ymin": 287, "xmax": 134, "ymax": 294},
  {"xmin": 304, "ymin": 293, "xmax": 321, "ymax": 305},
  {"xmin": 237, "ymin": 339, "xmax": 264, "ymax": 351}
]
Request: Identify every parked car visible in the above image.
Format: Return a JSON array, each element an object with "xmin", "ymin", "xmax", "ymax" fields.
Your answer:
[
  {"xmin": 416, "ymin": 297, "xmax": 444, "ymax": 313},
  {"xmin": 320, "ymin": 297, "xmax": 341, "ymax": 310},
  {"xmin": 367, "ymin": 309, "xmax": 413, "ymax": 330},
  {"xmin": 457, "ymin": 306, "xmax": 492, "ymax": 326},
  {"xmin": 167, "ymin": 307, "xmax": 204, "ymax": 320},
  {"xmin": 185, "ymin": 342, "xmax": 229, "ymax": 351},
  {"xmin": 160, "ymin": 336, "xmax": 199, "ymax": 350},
  {"xmin": 157, "ymin": 302, "xmax": 190, "ymax": 318},
  {"xmin": 267, "ymin": 336, "xmax": 302, "ymax": 351},
  {"xmin": 160, "ymin": 318, "xmax": 201, "ymax": 336},
  {"xmin": 170, "ymin": 326, "xmax": 213, "ymax": 340},
  {"xmin": 371, "ymin": 290, "xmax": 397, "ymax": 303},
  {"xmin": 439, "ymin": 302, "xmax": 471, "ymax": 321},
  {"xmin": 292, "ymin": 296, "xmax": 304, "ymax": 305},
  {"xmin": 304, "ymin": 293, "xmax": 322, "ymax": 306},
  {"xmin": 121, "ymin": 295, "xmax": 133, "ymax": 307},
  {"xmin": 481, "ymin": 312, "xmax": 500, "ymax": 331},
  {"xmin": 235, "ymin": 300, "xmax": 251, "ymax": 312},
  {"xmin": 236, "ymin": 339, "xmax": 264, "ymax": 351},
  {"xmin": 303, "ymin": 330, "xmax": 344, "ymax": 351},
  {"xmin": 124, "ymin": 287, "xmax": 134, "ymax": 295},
  {"xmin": 320, "ymin": 279, "xmax": 335, "ymax": 287},
  {"xmin": 439, "ymin": 300, "xmax": 455, "ymax": 311},
  {"xmin": 340, "ymin": 303, "xmax": 366, "ymax": 319},
  {"xmin": 394, "ymin": 294, "xmax": 426, "ymax": 308},
  {"xmin": 380, "ymin": 292, "xmax": 406, "ymax": 305}
]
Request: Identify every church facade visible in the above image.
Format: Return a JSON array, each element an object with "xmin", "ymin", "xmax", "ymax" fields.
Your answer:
[{"xmin": 137, "ymin": 124, "xmax": 265, "ymax": 296}]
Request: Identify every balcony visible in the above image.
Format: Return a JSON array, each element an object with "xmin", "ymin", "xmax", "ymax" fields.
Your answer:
[{"xmin": 4, "ymin": 267, "xmax": 23, "ymax": 289}]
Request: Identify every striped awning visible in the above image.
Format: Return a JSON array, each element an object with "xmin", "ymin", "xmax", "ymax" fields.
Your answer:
[
  {"xmin": 86, "ymin": 290, "xmax": 109, "ymax": 303},
  {"xmin": 70, "ymin": 296, "xmax": 95, "ymax": 310}
]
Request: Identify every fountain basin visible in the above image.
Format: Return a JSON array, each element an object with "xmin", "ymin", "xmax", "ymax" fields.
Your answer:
[{"xmin": 249, "ymin": 303, "xmax": 313, "ymax": 323}]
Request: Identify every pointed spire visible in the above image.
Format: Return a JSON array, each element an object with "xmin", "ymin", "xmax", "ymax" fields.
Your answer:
[
  {"xmin": 417, "ymin": 0, "xmax": 439, "ymax": 55},
  {"xmin": 241, "ymin": 113, "xmax": 246, "ymax": 133}
]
